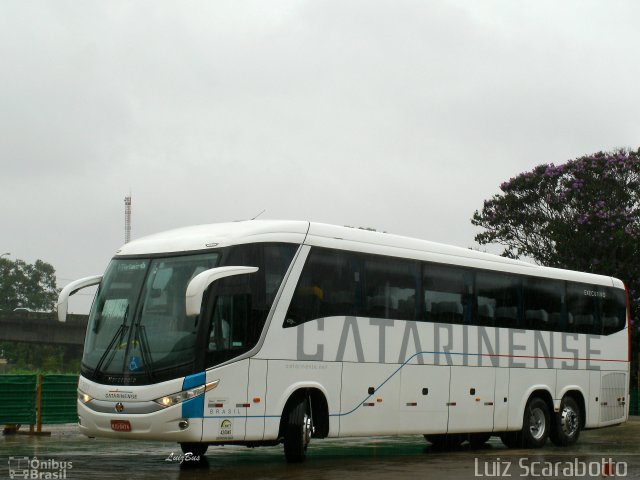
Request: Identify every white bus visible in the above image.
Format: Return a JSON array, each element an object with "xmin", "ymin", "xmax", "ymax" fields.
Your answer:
[{"xmin": 57, "ymin": 221, "xmax": 630, "ymax": 462}]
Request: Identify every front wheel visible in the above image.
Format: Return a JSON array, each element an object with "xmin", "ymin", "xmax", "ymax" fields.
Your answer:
[
  {"xmin": 521, "ymin": 397, "xmax": 550, "ymax": 448},
  {"xmin": 283, "ymin": 396, "xmax": 313, "ymax": 463},
  {"xmin": 180, "ymin": 442, "xmax": 208, "ymax": 457},
  {"xmin": 550, "ymin": 396, "xmax": 581, "ymax": 446}
]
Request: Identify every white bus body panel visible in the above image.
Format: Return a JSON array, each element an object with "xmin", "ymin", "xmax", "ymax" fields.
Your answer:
[
  {"xmin": 339, "ymin": 362, "xmax": 401, "ymax": 436},
  {"xmin": 398, "ymin": 364, "xmax": 449, "ymax": 434},
  {"xmin": 202, "ymin": 360, "xmax": 248, "ymax": 442},
  {"xmin": 447, "ymin": 366, "xmax": 496, "ymax": 433},
  {"xmin": 587, "ymin": 370, "xmax": 601, "ymax": 428},
  {"xmin": 246, "ymin": 358, "xmax": 268, "ymax": 441},
  {"xmin": 493, "ymin": 367, "xmax": 510, "ymax": 430}
]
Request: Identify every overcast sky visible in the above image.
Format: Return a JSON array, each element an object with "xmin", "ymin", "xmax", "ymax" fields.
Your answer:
[{"xmin": 1, "ymin": 1, "xmax": 639, "ymax": 312}]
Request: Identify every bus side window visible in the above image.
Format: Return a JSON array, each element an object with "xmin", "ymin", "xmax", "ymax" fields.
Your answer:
[
  {"xmin": 523, "ymin": 277, "xmax": 563, "ymax": 331},
  {"xmin": 423, "ymin": 264, "xmax": 470, "ymax": 325},
  {"xmin": 363, "ymin": 256, "xmax": 418, "ymax": 321},
  {"xmin": 476, "ymin": 272, "xmax": 521, "ymax": 328},
  {"xmin": 566, "ymin": 283, "xmax": 598, "ymax": 334},
  {"xmin": 284, "ymin": 249, "xmax": 358, "ymax": 327},
  {"xmin": 600, "ymin": 287, "xmax": 626, "ymax": 335}
]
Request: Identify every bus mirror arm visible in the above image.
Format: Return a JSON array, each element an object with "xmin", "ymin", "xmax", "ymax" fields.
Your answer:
[
  {"xmin": 185, "ymin": 266, "xmax": 259, "ymax": 317},
  {"xmin": 57, "ymin": 275, "xmax": 103, "ymax": 322}
]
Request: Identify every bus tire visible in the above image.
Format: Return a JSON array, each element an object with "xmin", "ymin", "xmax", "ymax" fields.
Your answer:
[
  {"xmin": 180, "ymin": 442, "xmax": 208, "ymax": 457},
  {"xmin": 500, "ymin": 432, "xmax": 521, "ymax": 448},
  {"xmin": 550, "ymin": 396, "xmax": 581, "ymax": 447},
  {"xmin": 283, "ymin": 396, "xmax": 312, "ymax": 463},
  {"xmin": 521, "ymin": 396, "xmax": 550, "ymax": 448}
]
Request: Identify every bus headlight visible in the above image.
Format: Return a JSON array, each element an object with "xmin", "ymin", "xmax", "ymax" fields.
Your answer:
[
  {"xmin": 77, "ymin": 389, "xmax": 93, "ymax": 404},
  {"xmin": 154, "ymin": 380, "xmax": 219, "ymax": 408}
]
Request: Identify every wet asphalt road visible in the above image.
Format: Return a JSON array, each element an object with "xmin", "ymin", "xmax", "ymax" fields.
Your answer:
[{"xmin": 2, "ymin": 418, "xmax": 640, "ymax": 479}]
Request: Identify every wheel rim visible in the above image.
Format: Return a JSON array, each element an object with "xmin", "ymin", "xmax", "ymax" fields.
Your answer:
[
  {"xmin": 560, "ymin": 405, "xmax": 579, "ymax": 437},
  {"xmin": 529, "ymin": 407, "xmax": 546, "ymax": 440},
  {"xmin": 302, "ymin": 412, "xmax": 312, "ymax": 448}
]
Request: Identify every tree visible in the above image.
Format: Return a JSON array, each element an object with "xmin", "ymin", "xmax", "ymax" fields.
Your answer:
[
  {"xmin": 0, "ymin": 258, "xmax": 58, "ymax": 311},
  {"xmin": 471, "ymin": 148, "xmax": 639, "ymax": 384},
  {"xmin": 0, "ymin": 258, "xmax": 77, "ymax": 372}
]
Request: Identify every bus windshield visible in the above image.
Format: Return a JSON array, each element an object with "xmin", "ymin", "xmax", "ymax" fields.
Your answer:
[
  {"xmin": 82, "ymin": 243, "xmax": 298, "ymax": 385},
  {"xmin": 82, "ymin": 253, "xmax": 220, "ymax": 383}
]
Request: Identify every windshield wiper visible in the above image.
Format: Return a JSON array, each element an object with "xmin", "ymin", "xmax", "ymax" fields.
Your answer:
[
  {"xmin": 134, "ymin": 324, "xmax": 154, "ymax": 382},
  {"xmin": 94, "ymin": 305, "xmax": 130, "ymax": 375}
]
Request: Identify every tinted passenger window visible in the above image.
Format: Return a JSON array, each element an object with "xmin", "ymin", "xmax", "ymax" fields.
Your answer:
[
  {"xmin": 523, "ymin": 277, "xmax": 564, "ymax": 331},
  {"xmin": 284, "ymin": 249, "xmax": 358, "ymax": 327},
  {"xmin": 600, "ymin": 287, "xmax": 626, "ymax": 335},
  {"xmin": 363, "ymin": 256, "xmax": 418, "ymax": 321},
  {"xmin": 476, "ymin": 272, "xmax": 520, "ymax": 328},
  {"xmin": 566, "ymin": 283, "xmax": 599, "ymax": 334},
  {"xmin": 423, "ymin": 264, "xmax": 473, "ymax": 324}
]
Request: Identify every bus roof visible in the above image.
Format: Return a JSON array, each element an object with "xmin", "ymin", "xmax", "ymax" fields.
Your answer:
[{"xmin": 115, "ymin": 220, "xmax": 622, "ymax": 289}]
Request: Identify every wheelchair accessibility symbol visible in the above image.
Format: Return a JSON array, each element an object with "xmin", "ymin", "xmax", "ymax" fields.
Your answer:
[{"xmin": 128, "ymin": 356, "xmax": 141, "ymax": 372}]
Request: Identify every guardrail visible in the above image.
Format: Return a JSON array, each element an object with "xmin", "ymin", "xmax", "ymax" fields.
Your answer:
[{"xmin": 1, "ymin": 374, "xmax": 78, "ymax": 434}]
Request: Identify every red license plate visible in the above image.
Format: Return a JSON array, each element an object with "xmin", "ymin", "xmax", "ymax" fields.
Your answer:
[{"xmin": 111, "ymin": 420, "xmax": 131, "ymax": 432}]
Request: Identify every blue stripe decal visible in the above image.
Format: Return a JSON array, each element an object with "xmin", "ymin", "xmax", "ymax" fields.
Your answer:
[
  {"xmin": 182, "ymin": 395, "xmax": 205, "ymax": 418},
  {"xmin": 182, "ymin": 372, "xmax": 206, "ymax": 390}
]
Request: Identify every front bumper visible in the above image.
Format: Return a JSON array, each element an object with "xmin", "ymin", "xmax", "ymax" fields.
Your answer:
[{"xmin": 77, "ymin": 400, "xmax": 203, "ymax": 442}]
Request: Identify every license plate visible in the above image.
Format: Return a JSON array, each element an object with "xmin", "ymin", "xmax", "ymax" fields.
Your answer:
[{"xmin": 110, "ymin": 420, "xmax": 131, "ymax": 432}]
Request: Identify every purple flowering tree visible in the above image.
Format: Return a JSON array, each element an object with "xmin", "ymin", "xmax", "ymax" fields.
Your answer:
[{"xmin": 472, "ymin": 148, "xmax": 639, "ymax": 385}]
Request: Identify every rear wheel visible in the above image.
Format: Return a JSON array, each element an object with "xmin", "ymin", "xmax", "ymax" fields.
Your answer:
[
  {"xmin": 550, "ymin": 396, "xmax": 581, "ymax": 446},
  {"xmin": 283, "ymin": 396, "xmax": 313, "ymax": 463},
  {"xmin": 521, "ymin": 397, "xmax": 550, "ymax": 448},
  {"xmin": 500, "ymin": 431, "xmax": 521, "ymax": 448}
]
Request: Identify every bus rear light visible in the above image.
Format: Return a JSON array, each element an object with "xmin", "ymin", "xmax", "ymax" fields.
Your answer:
[{"xmin": 624, "ymin": 283, "xmax": 632, "ymax": 363}]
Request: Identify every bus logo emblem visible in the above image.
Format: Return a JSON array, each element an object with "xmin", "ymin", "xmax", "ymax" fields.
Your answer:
[
  {"xmin": 218, "ymin": 419, "xmax": 233, "ymax": 439},
  {"xmin": 115, "ymin": 402, "xmax": 125, "ymax": 413}
]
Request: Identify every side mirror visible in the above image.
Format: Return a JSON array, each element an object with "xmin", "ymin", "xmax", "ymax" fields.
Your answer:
[
  {"xmin": 57, "ymin": 275, "xmax": 103, "ymax": 322},
  {"xmin": 185, "ymin": 266, "xmax": 258, "ymax": 317}
]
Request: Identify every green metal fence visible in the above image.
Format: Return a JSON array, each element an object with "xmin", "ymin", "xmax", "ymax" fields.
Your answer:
[
  {"xmin": 0, "ymin": 375, "xmax": 38, "ymax": 424},
  {"xmin": 41, "ymin": 374, "xmax": 78, "ymax": 424}
]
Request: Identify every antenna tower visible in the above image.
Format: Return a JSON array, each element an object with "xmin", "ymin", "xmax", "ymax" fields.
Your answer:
[{"xmin": 124, "ymin": 195, "xmax": 132, "ymax": 243}]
